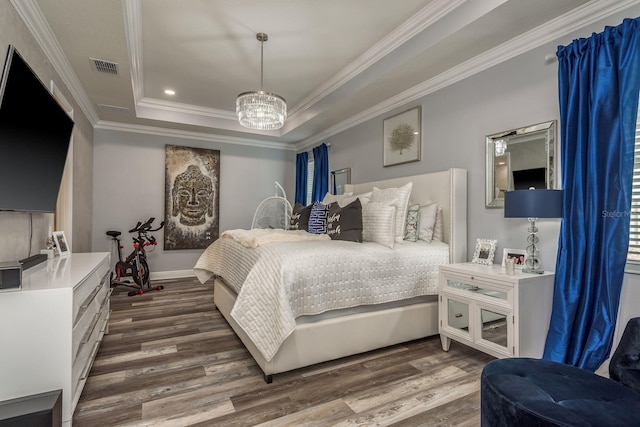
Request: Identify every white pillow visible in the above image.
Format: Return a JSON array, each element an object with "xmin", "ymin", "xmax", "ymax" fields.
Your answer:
[
  {"xmin": 322, "ymin": 192, "xmax": 353, "ymax": 205},
  {"xmin": 355, "ymin": 191, "xmax": 372, "ymax": 205},
  {"xmin": 418, "ymin": 202, "xmax": 438, "ymax": 242},
  {"xmin": 362, "ymin": 202, "xmax": 396, "ymax": 249},
  {"xmin": 323, "ymin": 191, "xmax": 372, "ymax": 207},
  {"xmin": 371, "ymin": 182, "xmax": 412, "ymax": 243}
]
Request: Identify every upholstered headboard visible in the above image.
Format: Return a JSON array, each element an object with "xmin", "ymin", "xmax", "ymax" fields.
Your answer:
[{"xmin": 344, "ymin": 168, "xmax": 467, "ymax": 263}]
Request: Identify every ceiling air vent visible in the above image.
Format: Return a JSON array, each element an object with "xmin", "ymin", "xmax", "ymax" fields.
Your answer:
[{"xmin": 90, "ymin": 57, "xmax": 119, "ymax": 75}]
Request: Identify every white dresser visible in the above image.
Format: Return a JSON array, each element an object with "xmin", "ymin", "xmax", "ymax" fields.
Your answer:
[
  {"xmin": 439, "ymin": 263, "xmax": 554, "ymax": 359},
  {"xmin": 0, "ymin": 252, "xmax": 110, "ymax": 427}
]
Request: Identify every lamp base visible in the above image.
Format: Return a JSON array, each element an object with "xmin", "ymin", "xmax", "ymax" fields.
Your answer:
[{"xmin": 523, "ymin": 267, "xmax": 545, "ymax": 274}]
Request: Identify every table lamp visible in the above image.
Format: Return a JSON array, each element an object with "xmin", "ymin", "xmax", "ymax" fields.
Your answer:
[{"xmin": 504, "ymin": 188, "xmax": 563, "ymax": 274}]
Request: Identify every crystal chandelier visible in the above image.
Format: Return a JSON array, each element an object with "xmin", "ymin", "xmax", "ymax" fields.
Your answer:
[{"xmin": 236, "ymin": 33, "xmax": 287, "ymax": 130}]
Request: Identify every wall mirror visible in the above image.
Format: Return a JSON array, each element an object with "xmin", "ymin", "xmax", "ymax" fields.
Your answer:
[
  {"xmin": 486, "ymin": 120, "xmax": 556, "ymax": 208},
  {"xmin": 331, "ymin": 167, "xmax": 351, "ymax": 195}
]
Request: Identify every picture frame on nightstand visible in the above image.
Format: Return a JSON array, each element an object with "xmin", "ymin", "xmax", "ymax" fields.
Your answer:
[
  {"xmin": 472, "ymin": 238, "xmax": 497, "ymax": 265},
  {"xmin": 502, "ymin": 248, "xmax": 527, "ymax": 268}
]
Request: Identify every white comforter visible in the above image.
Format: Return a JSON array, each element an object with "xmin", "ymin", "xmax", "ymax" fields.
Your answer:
[{"xmin": 194, "ymin": 232, "xmax": 449, "ymax": 361}]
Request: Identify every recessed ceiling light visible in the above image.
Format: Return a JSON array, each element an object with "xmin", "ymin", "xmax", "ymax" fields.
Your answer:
[{"xmin": 164, "ymin": 89, "xmax": 175, "ymax": 95}]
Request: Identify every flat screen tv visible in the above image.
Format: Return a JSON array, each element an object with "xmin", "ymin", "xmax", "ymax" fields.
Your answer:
[{"xmin": 0, "ymin": 45, "xmax": 74, "ymax": 213}]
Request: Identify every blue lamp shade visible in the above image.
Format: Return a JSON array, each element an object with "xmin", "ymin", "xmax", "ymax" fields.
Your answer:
[{"xmin": 504, "ymin": 189, "xmax": 563, "ymax": 218}]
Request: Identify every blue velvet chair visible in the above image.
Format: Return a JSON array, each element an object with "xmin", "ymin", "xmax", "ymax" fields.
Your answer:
[
  {"xmin": 481, "ymin": 358, "xmax": 640, "ymax": 426},
  {"xmin": 609, "ymin": 317, "xmax": 640, "ymax": 394}
]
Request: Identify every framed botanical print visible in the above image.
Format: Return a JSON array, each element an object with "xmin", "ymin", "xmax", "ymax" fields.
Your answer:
[{"xmin": 383, "ymin": 106, "xmax": 421, "ymax": 167}]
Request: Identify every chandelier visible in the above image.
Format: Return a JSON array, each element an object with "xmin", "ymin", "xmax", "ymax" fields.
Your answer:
[{"xmin": 236, "ymin": 33, "xmax": 287, "ymax": 130}]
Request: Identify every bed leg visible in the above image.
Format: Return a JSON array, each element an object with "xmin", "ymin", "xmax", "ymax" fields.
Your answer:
[{"xmin": 264, "ymin": 374, "xmax": 273, "ymax": 384}]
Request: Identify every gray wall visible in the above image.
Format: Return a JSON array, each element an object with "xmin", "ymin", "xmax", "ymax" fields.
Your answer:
[
  {"xmin": 0, "ymin": 2, "xmax": 94, "ymax": 262},
  {"xmin": 323, "ymin": 6, "xmax": 640, "ymax": 360},
  {"xmin": 91, "ymin": 129, "xmax": 295, "ymax": 273},
  {"xmin": 327, "ymin": 40, "xmax": 561, "ymax": 270}
]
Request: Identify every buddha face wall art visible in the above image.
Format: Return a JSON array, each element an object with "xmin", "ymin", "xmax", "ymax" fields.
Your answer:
[{"xmin": 164, "ymin": 145, "xmax": 220, "ymax": 250}]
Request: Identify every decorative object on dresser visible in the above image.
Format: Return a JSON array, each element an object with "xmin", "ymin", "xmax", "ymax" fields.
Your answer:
[
  {"xmin": 383, "ymin": 106, "xmax": 421, "ymax": 167},
  {"xmin": 439, "ymin": 263, "xmax": 554, "ymax": 359},
  {"xmin": 164, "ymin": 145, "xmax": 220, "ymax": 250},
  {"xmin": 472, "ymin": 238, "xmax": 497, "ymax": 265},
  {"xmin": 52, "ymin": 231, "xmax": 70, "ymax": 257},
  {"xmin": 0, "ymin": 253, "xmax": 111, "ymax": 427},
  {"xmin": 504, "ymin": 188, "xmax": 563, "ymax": 273}
]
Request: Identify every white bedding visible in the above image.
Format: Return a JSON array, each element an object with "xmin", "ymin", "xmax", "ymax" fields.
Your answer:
[{"xmin": 194, "ymin": 233, "xmax": 449, "ymax": 362}]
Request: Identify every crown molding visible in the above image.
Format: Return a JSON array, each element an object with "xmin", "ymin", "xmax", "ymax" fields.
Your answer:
[
  {"xmin": 296, "ymin": 0, "xmax": 640, "ymax": 151},
  {"xmin": 94, "ymin": 120, "xmax": 296, "ymax": 151},
  {"xmin": 10, "ymin": 0, "xmax": 100, "ymax": 125},
  {"xmin": 284, "ymin": 0, "xmax": 467, "ymax": 125},
  {"xmin": 123, "ymin": 0, "xmax": 144, "ymax": 107}
]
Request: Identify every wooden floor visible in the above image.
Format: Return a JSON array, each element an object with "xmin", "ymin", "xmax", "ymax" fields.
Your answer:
[{"xmin": 73, "ymin": 278, "xmax": 495, "ymax": 426}]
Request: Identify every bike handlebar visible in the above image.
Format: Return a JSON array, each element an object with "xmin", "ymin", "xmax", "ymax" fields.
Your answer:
[
  {"xmin": 149, "ymin": 221, "xmax": 165, "ymax": 232},
  {"xmin": 129, "ymin": 217, "xmax": 156, "ymax": 234}
]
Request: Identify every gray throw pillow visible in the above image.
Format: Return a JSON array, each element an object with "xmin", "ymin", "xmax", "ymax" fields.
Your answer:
[
  {"xmin": 290, "ymin": 203, "xmax": 312, "ymax": 231},
  {"xmin": 326, "ymin": 199, "xmax": 363, "ymax": 242}
]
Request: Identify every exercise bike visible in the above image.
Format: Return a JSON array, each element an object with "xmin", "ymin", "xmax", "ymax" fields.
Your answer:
[{"xmin": 106, "ymin": 217, "xmax": 165, "ymax": 296}]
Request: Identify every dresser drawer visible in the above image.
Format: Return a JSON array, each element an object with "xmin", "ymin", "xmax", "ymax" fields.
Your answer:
[
  {"xmin": 72, "ymin": 282, "xmax": 108, "ymax": 360},
  {"xmin": 72, "ymin": 258, "xmax": 110, "ymax": 324},
  {"xmin": 72, "ymin": 300, "xmax": 110, "ymax": 406}
]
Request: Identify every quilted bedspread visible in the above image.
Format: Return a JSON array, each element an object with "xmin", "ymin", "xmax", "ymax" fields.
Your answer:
[{"xmin": 194, "ymin": 233, "xmax": 449, "ymax": 361}]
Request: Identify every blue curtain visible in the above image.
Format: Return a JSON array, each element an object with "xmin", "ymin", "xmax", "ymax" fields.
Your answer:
[
  {"xmin": 543, "ymin": 18, "xmax": 640, "ymax": 371},
  {"xmin": 311, "ymin": 143, "xmax": 329, "ymax": 202},
  {"xmin": 294, "ymin": 151, "xmax": 308, "ymax": 205}
]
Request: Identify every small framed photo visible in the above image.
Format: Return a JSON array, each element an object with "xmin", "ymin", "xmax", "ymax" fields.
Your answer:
[
  {"xmin": 472, "ymin": 238, "xmax": 497, "ymax": 265},
  {"xmin": 502, "ymin": 248, "xmax": 527, "ymax": 268},
  {"xmin": 52, "ymin": 231, "xmax": 70, "ymax": 257},
  {"xmin": 383, "ymin": 106, "xmax": 421, "ymax": 167}
]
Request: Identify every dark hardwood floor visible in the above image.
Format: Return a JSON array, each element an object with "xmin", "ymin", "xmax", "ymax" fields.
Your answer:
[{"xmin": 73, "ymin": 278, "xmax": 494, "ymax": 426}]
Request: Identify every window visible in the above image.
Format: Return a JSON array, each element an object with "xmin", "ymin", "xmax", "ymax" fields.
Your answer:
[
  {"xmin": 628, "ymin": 111, "xmax": 640, "ymax": 264},
  {"xmin": 306, "ymin": 154, "xmax": 314, "ymax": 205}
]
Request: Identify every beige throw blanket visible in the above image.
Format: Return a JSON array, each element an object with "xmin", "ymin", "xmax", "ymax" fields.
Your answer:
[{"xmin": 221, "ymin": 228, "xmax": 329, "ymax": 248}]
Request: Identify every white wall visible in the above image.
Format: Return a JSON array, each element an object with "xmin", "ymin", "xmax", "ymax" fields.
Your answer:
[{"xmin": 91, "ymin": 129, "xmax": 295, "ymax": 273}]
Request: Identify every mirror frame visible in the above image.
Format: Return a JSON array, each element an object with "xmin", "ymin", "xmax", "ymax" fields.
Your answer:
[
  {"xmin": 485, "ymin": 120, "xmax": 556, "ymax": 208},
  {"xmin": 331, "ymin": 167, "xmax": 351, "ymax": 195}
]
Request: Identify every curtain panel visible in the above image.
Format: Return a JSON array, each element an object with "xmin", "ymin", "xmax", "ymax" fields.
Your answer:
[
  {"xmin": 544, "ymin": 17, "xmax": 640, "ymax": 371},
  {"xmin": 294, "ymin": 152, "xmax": 308, "ymax": 205},
  {"xmin": 311, "ymin": 143, "xmax": 329, "ymax": 202}
]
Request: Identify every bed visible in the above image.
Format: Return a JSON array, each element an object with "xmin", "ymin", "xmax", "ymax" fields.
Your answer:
[{"xmin": 194, "ymin": 168, "xmax": 467, "ymax": 382}]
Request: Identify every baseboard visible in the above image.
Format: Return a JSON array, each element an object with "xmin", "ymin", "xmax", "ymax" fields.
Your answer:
[{"xmin": 150, "ymin": 269, "xmax": 195, "ymax": 280}]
